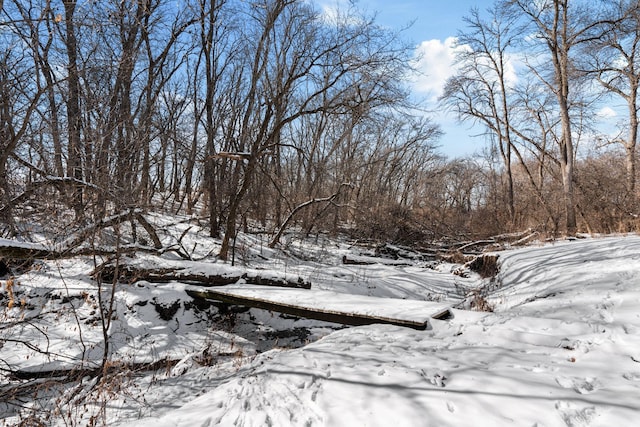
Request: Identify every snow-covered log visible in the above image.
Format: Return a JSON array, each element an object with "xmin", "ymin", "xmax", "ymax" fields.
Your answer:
[
  {"xmin": 341, "ymin": 254, "xmax": 412, "ymax": 266},
  {"xmin": 187, "ymin": 285, "xmax": 453, "ymax": 330},
  {"xmin": 94, "ymin": 262, "xmax": 311, "ymax": 289},
  {"xmin": 0, "ymin": 239, "xmax": 53, "ymax": 259},
  {"xmin": 7, "ymin": 358, "xmax": 180, "ymax": 381}
]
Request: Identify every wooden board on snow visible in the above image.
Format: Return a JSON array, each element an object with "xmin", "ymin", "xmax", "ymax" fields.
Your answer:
[{"xmin": 186, "ymin": 285, "xmax": 452, "ymax": 330}]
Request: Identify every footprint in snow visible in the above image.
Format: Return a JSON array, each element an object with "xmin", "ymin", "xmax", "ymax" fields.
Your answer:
[
  {"xmin": 555, "ymin": 376, "xmax": 601, "ymax": 394},
  {"xmin": 509, "ymin": 362, "xmax": 557, "ymax": 373},
  {"xmin": 558, "ymin": 338, "xmax": 593, "ymax": 354},
  {"xmin": 622, "ymin": 372, "xmax": 640, "ymax": 381},
  {"xmin": 599, "ymin": 310, "xmax": 614, "ymax": 323},
  {"xmin": 420, "ymin": 369, "xmax": 446, "ymax": 387},
  {"xmin": 528, "ymin": 363, "xmax": 558, "ymax": 373},
  {"xmin": 554, "ymin": 401, "xmax": 597, "ymax": 427}
]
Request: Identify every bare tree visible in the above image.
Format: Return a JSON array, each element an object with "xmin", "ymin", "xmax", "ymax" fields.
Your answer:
[
  {"xmin": 508, "ymin": 0, "xmax": 609, "ymax": 234},
  {"xmin": 0, "ymin": 14, "xmax": 45, "ymax": 233},
  {"xmin": 196, "ymin": 0, "xmax": 241, "ymax": 237},
  {"xmin": 61, "ymin": 0, "xmax": 84, "ymax": 217},
  {"xmin": 10, "ymin": 0, "xmax": 66, "ymax": 178},
  {"xmin": 442, "ymin": 5, "xmax": 519, "ymax": 226},
  {"xmin": 587, "ymin": 0, "xmax": 640, "ymax": 197},
  {"xmin": 215, "ymin": 0, "xmax": 412, "ymax": 259},
  {"xmin": 136, "ymin": 4, "xmax": 195, "ymax": 205}
]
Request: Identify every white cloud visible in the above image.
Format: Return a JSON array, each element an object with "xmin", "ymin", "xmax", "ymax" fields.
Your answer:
[
  {"xmin": 315, "ymin": 0, "xmax": 342, "ymax": 21},
  {"xmin": 597, "ymin": 106, "xmax": 617, "ymax": 119},
  {"xmin": 501, "ymin": 54, "xmax": 520, "ymax": 86},
  {"xmin": 411, "ymin": 37, "xmax": 524, "ymax": 103},
  {"xmin": 411, "ymin": 37, "xmax": 467, "ymax": 100},
  {"xmin": 311, "ymin": 0, "xmax": 361, "ymax": 25}
]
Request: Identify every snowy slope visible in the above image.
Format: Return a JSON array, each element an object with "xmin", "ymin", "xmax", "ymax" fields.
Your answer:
[{"xmin": 128, "ymin": 236, "xmax": 640, "ymax": 427}]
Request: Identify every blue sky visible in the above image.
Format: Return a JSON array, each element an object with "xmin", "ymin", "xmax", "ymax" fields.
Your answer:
[
  {"xmin": 359, "ymin": 0, "xmax": 486, "ymax": 41},
  {"xmin": 316, "ymin": 0, "xmax": 494, "ymax": 158}
]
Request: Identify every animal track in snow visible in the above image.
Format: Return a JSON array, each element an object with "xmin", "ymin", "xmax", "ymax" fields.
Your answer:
[
  {"xmin": 420, "ymin": 368, "xmax": 446, "ymax": 387},
  {"xmin": 622, "ymin": 372, "xmax": 640, "ymax": 381},
  {"xmin": 554, "ymin": 401, "xmax": 598, "ymax": 427},
  {"xmin": 526, "ymin": 363, "xmax": 558, "ymax": 373},
  {"xmin": 558, "ymin": 338, "xmax": 593, "ymax": 354},
  {"xmin": 555, "ymin": 376, "xmax": 601, "ymax": 394}
]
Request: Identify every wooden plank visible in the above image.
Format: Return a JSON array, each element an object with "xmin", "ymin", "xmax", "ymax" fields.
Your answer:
[{"xmin": 187, "ymin": 286, "xmax": 453, "ymax": 330}]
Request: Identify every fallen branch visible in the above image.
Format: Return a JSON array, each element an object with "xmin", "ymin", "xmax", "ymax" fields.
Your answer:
[
  {"xmin": 455, "ymin": 240, "xmax": 497, "ymax": 253},
  {"xmin": 133, "ymin": 211, "xmax": 163, "ymax": 249},
  {"xmin": 61, "ymin": 208, "xmax": 144, "ymax": 250},
  {"xmin": 512, "ymin": 231, "xmax": 540, "ymax": 246}
]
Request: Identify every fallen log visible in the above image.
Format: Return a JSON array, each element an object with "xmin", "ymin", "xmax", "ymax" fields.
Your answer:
[
  {"xmin": 342, "ymin": 254, "xmax": 412, "ymax": 266},
  {"xmin": 6, "ymin": 358, "xmax": 181, "ymax": 382},
  {"xmin": 0, "ymin": 239, "xmax": 54, "ymax": 259},
  {"xmin": 187, "ymin": 285, "xmax": 453, "ymax": 330},
  {"xmin": 0, "ymin": 239, "xmax": 310, "ymax": 289},
  {"xmin": 374, "ymin": 243, "xmax": 437, "ymax": 261},
  {"xmin": 95, "ymin": 262, "xmax": 311, "ymax": 289}
]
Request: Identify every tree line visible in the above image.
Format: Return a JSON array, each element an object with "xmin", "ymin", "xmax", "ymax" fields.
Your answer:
[{"xmin": 0, "ymin": 0, "xmax": 639, "ymax": 255}]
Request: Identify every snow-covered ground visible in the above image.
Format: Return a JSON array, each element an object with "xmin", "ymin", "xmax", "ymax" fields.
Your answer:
[{"xmin": 2, "ymin": 231, "xmax": 640, "ymax": 426}]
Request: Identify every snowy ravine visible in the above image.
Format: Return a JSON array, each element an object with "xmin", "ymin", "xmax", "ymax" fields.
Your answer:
[
  {"xmin": 128, "ymin": 236, "xmax": 640, "ymax": 427},
  {"xmin": 2, "ymin": 234, "xmax": 640, "ymax": 426}
]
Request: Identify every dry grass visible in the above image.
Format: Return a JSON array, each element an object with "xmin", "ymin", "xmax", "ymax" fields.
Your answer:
[{"xmin": 468, "ymin": 290, "xmax": 494, "ymax": 312}]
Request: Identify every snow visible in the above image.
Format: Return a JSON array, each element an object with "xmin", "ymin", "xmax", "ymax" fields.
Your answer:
[{"xmin": 2, "ymin": 234, "xmax": 640, "ymax": 426}]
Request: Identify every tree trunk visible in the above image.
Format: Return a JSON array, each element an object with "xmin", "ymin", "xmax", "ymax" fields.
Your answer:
[
  {"xmin": 559, "ymin": 111, "xmax": 577, "ymax": 235},
  {"xmin": 0, "ymin": 155, "xmax": 12, "ymax": 230},
  {"xmin": 219, "ymin": 158, "xmax": 257, "ymax": 260},
  {"xmin": 553, "ymin": 2, "xmax": 577, "ymax": 235},
  {"xmin": 626, "ymin": 93, "xmax": 638, "ymax": 196},
  {"xmin": 63, "ymin": 1, "xmax": 84, "ymax": 218}
]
